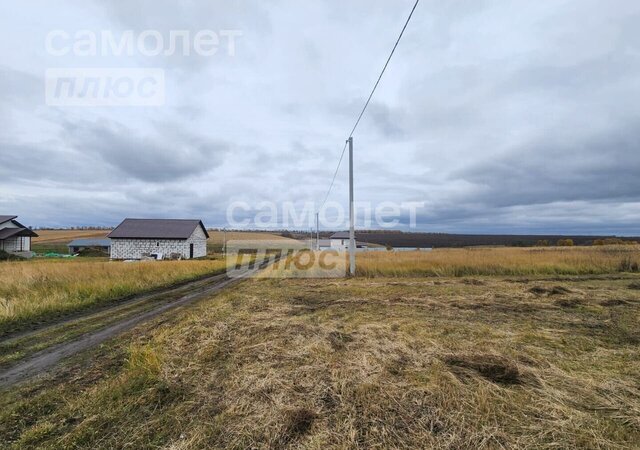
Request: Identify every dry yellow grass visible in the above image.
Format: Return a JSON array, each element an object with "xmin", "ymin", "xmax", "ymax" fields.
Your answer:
[
  {"xmin": 33, "ymin": 229, "xmax": 292, "ymax": 245},
  {"xmin": 1, "ymin": 275, "xmax": 639, "ymax": 448},
  {"xmin": 357, "ymin": 246, "xmax": 640, "ymax": 277},
  {"xmin": 207, "ymin": 231, "xmax": 297, "ymax": 245},
  {"xmin": 32, "ymin": 230, "xmax": 111, "ymax": 244},
  {"xmin": 0, "ymin": 259, "xmax": 226, "ymax": 334}
]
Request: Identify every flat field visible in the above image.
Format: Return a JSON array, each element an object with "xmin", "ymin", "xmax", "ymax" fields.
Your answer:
[
  {"xmin": 357, "ymin": 246, "xmax": 640, "ymax": 277},
  {"xmin": 207, "ymin": 231, "xmax": 296, "ymax": 245},
  {"xmin": 30, "ymin": 229, "xmax": 292, "ymax": 254},
  {"xmin": 31, "ymin": 230, "xmax": 111, "ymax": 254},
  {"xmin": 0, "ymin": 247, "xmax": 639, "ymax": 449},
  {"xmin": 32, "ymin": 230, "xmax": 111, "ymax": 244},
  {"xmin": 0, "ymin": 259, "xmax": 226, "ymax": 336}
]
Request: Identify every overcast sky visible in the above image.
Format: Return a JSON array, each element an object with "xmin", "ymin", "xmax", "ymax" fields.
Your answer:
[{"xmin": 1, "ymin": 0, "xmax": 639, "ymax": 234}]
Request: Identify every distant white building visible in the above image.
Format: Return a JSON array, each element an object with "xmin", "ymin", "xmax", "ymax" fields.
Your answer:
[
  {"xmin": 329, "ymin": 232, "xmax": 370, "ymax": 251},
  {"xmin": 0, "ymin": 215, "xmax": 37, "ymax": 257},
  {"xmin": 107, "ymin": 219, "xmax": 208, "ymax": 260},
  {"xmin": 317, "ymin": 239, "xmax": 332, "ymax": 250},
  {"xmin": 329, "ymin": 231, "xmax": 432, "ymax": 252}
]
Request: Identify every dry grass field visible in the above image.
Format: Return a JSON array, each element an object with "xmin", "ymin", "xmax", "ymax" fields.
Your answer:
[
  {"xmin": 29, "ymin": 229, "xmax": 293, "ymax": 254},
  {"xmin": 207, "ymin": 231, "xmax": 296, "ymax": 245},
  {"xmin": 357, "ymin": 246, "xmax": 640, "ymax": 277},
  {"xmin": 1, "ymin": 247, "xmax": 639, "ymax": 449},
  {"xmin": 32, "ymin": 230, "xmax": 111, "ymax": 244},
  {"xmin": 0, "ymin": 259, "xmax": 226, "ymax": 335},
  {"xmin": 1, "ymin": 274, "xmax": 639, "ymax": 448}
]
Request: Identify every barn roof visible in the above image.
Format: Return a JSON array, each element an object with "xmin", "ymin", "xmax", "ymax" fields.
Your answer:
[
  {"xmin": 68, "ymin": 238, "xmax": 112, "ymax": 247},
  {"xmin": 0, "ymin": 215, "xmax": 18, "ymax": 224},
  {"xmin": 107, "ymin": 219, "xmax": 209, "ymax": 240}
]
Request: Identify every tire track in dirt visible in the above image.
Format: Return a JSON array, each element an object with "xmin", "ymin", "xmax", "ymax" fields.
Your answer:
[
  {"xmin": 0, "ymin": 268, "xmax": 261, "ymax": 388},
  {"xmin": 1, "ymin": 272, "xmax": 227, "ymax": 344}
]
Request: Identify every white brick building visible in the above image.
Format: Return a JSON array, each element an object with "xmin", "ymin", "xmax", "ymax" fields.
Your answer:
[
  {"xmin": 108, "ymin": 218, "xmax": 209, "ymax": 260},
  {"xmin": 0, "ymin": 215, "xmax": 38, "ymax": 257}
]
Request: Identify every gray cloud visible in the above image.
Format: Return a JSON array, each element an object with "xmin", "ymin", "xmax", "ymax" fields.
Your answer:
[
  {"xmin": 1, "ymin": 0, "xmax": 639, "ymax": 234},
  {"xmin": 453, "ymin": 121, "xmax": 640, "ymax": 208},
  {"xmin": 61, "ymin": 119, "xmax": 229, "ymax": 182}
]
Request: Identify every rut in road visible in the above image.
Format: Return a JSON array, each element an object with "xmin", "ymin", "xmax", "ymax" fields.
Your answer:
[
  {"xmin": 0, "ymin": 270, "xmax": 257, "ymax": 388},
  {"xmin": 1, "ymin": 272, "xmax": 227, "ymax": 344}
]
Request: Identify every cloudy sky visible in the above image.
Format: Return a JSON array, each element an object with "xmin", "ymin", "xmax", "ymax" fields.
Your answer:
[{"xmin": 1, "ymin": 0, "xmax": 639, "ymax": 234}]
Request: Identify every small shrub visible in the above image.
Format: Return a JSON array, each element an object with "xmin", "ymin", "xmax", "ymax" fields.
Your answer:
[{"xmin": 0, "ymin": 250, "xmax": 22, "ymax": 261}]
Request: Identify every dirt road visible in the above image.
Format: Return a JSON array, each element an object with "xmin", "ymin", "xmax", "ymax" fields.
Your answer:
[{"xmin": 0, "ymin": 269, "xmax": 258, "ymax": 388}]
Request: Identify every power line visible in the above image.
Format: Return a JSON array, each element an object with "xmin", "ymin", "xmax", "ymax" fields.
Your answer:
[
  {"xmin": 317, "ymin": 0, "xmax": 420, "ymax": 212},
  {"xmin": 348, "ymin": 0, "xmax": 420, "ymax": 138},
  {"xmin": 318, "ymin": 140, "xmax": 348, "ymax": 210}
]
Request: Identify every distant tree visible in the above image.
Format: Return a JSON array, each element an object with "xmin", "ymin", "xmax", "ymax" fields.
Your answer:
[
  {"xmin": 385, "ymin": 244, "xmax": 393, "ymax": 251},
  {"xmin": 557, "ymin": 239, "xmax": 574, "ymax": 247},
  {"xmin": 593, "ymin": 238, "xmax": 635, "ymax": 246},
  {"xmin": 536, "ymin": 240, "xmax": 549, "ymax": 247}
]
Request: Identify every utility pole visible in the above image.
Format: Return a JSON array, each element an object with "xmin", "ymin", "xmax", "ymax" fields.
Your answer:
[
  {"xmin": 348, "ymin": 136, "xmax": 355, "ymax": 276},
  {"xmin": 222, "ymin": 228, "xmax": 226, "ymax": 256},
  {"xmin": 315, "ymin": 212, "xmax": 320, "ymax": 250}
]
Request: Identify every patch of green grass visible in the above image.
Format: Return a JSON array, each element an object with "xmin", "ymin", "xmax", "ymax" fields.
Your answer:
[{"xmin": 31, "ymin": 244, "xmax": 69, "ymax": 255}]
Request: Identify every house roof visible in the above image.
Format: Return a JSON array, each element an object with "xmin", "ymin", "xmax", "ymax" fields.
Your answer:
[
  {"xmin": 0, "ymin": 215, "xmax": 18, "ymax": 224},
  {"xmin": 0, "ymin": 227, "xmax": 38, "ymax": 239},
  {"xmin": 329, "ymin": 233, "xmax": 371, "ymax": 246},
  {"xmin": 107, "ymin": 219, "xmax": 209, "ymax": 240},
  {"xmin": 330, "ymin": 231, "xmax": 358, "ymax": 239},
  {"xmin": 68, "ymin": 238, "xmax": 112, "ymax": 247}
]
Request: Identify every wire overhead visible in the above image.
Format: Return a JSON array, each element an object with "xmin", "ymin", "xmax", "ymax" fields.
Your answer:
[
  {"xmin": 348, "ymin": 0, "xmax": 420, "ymax": 138},
  {"xmin": 317, "ymin": 0, "xmax": 420, "ymax": 211}
]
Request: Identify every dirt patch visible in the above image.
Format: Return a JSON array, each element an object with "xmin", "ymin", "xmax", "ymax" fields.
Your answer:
[
  {"xmin": 555, "ymin": 298, "xmax": 584, "ymax": 308},
  {"xmin": 528, "ymin": 286, "xmax": 548, "ymax": 296},
  {"xmin": 462, "ymin": 279, "xmax": 486, "ymax": 286},
  {"xmin": 443, "ymin": 354, "xmax": 535, "ymax": 386},
  {"xmin": 276, "ymin": 407, "xmax": 317, "ymax": 446},
  {"xmin": 327, "ymin": 331, "xmax": 354, "ymax": 350},
  {"xmin": 549, "ymin": 286, "xmax": 572, "ymax": 296},
  {"xmin": 599, "ymin": 299, "xmax": 630, "ymax": 307},
  {"xmin": 528, "ymin": 285, "xmax": 571, "ymax": 296},
  {"xmin": 386, "ymin": 353, "xmax": 411, "ymax": 376}
]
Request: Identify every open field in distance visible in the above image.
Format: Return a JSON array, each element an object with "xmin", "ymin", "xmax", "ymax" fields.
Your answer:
[
  {"xmin": 357, "ymin": 246, "xmax": 640, "ymax": 277},
  {"xmin": 29, "ymin": 228, "xmax": 295, "ymax": 254},
  {"xmin": 351, "ymin": 231, "xmax": 640, "ymax": 248},
  {"xmin": 1, "ymin": 274, "xmax": 638, "ymax": 448},
  {"xmin": 31, "ymin": 230, "xmax": 111, "ymax": 254},
  {"xmin": 207, "ymin": 231, "xmax": 297, "ymax": 244},
  {"xmin": 0, "ymin": 259, "xmax": 226, "ymax": 336},
  {"xmin": 32, "ymin": 230, "xmax": 111, "ymax": 244}
]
